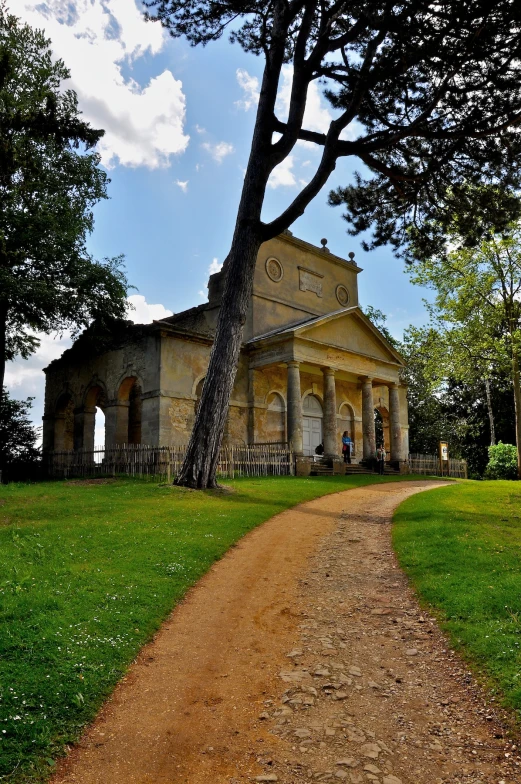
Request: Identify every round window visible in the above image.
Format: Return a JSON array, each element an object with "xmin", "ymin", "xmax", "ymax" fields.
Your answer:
[
  {"xmin": 336, "ymin": 284, "xmax": 350, "ymax": 306},
  {"xmin": 265, "ymin": 257, "xmax": 284, "ymax": 282}
]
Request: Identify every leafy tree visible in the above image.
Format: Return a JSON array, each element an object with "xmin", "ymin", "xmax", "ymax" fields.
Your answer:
[
  {"xmin": 409, "ymin": 224, "xmax": 521, "ymax": 477},
  {"xmin": 484, "ymin": 442, "xmax": 518, "ymax": 480},
  {"xmin": 0, "ymin": 6, "xmax": 130, "ymax": 391},
  {"xmin": 398, "ymin": 326, "xmax": 454, "ymax": 450},
  {"xmin": 363, "ymin": 306, "xmax": 399, "ymax": 348},
  {"xmin": 147, "ymin": 0, "xmax": 521, "ymax": 487},
  {"xmin": 0, "ymin": 390, "xmax": 40, "ymax": 482}
]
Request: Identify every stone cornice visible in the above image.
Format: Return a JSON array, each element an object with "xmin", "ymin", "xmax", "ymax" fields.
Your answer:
[{"xmin": 275, "ymin": 232, "xmax": 363, "ymax": 273}]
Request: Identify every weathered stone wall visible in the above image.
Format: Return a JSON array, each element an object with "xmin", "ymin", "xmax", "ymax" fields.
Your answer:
[
  {"xmin": 158, "ymin": 338, "xmax": 251, "ymax": 446},
  {"xmin": 43, "ymin": 327, "xmax": 159, "ymax": 450},
  {"xmin": 247, "ymin": 234, "xmax": 361, "ymax": 341}
]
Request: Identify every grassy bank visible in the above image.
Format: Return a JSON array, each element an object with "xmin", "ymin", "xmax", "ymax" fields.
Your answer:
[
  {"xmin": 393, "ymin": 480, "xmax": 521, "ymax": 719},
  {"xmin": 0, "ymin": 473, "xmax": 413, "ymax": 782}
]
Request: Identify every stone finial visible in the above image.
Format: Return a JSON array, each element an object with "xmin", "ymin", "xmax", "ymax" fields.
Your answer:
[
  {"xmin": 320, "ymin": 237, "xmax": 330, "ymax": 253},
  {"xmin": 348, "ymin": 251, "xmax": 356, "ymax": 262}
]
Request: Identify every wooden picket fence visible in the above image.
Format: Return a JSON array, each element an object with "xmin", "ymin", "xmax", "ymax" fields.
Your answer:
[
  {"xmin": 44, "ymin": 443, "xmax": 295, "ymax": 481},
  {"xmin": 408, "ymin": 453, "xmax": 467, "ymax": 479}
]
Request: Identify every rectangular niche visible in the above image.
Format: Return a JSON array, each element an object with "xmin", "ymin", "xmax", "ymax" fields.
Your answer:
[{"xmin": 298, "ymin": 266, "xmax": 324, "ymax": 297}]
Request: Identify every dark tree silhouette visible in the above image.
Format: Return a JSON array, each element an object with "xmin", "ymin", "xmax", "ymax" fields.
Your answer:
[
  {"xmin": 146, "ymin": 0, "xmax": 521, "ymax": 487},
  {"xmin": 0, "ymin": 6, "xmax": 130, "ymax": 393}
]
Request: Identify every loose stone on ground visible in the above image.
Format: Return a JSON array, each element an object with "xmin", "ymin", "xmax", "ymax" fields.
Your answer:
[{"xmin": 256, "ymin": 484, "xmax": 520, "ymax": 784}]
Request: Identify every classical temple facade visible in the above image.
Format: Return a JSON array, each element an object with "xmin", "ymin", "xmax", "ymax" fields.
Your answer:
[{"xmin": 42, "ymin": 231, "xmax": 409, "ymax": 465}]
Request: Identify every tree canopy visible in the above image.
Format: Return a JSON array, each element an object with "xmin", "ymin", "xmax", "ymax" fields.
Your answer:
[
  {"xmin": 409, "ymin": 220, "xmax": 521, "ymax": 476},
  {"xmin": 0, "ymin": 5, "xmax": 130, "ymax": 391},
  {"xmin": 150, "ymin": 0, "xmax": 521, "ymax": 254}
]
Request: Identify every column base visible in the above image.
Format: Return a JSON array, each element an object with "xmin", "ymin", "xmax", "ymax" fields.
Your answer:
[{"xmin": 295, "ymin": 456, "xmax": 312, "ymax": 476}]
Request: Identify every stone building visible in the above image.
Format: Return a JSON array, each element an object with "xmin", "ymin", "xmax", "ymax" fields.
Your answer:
[{"xmin": 42, "ymin": 231, "xmax": 409, "ymax": 464}]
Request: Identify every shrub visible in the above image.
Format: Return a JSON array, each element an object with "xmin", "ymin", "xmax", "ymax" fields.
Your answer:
[
  {"xmin": 0, "ymin": 389, "xmax": 41, "ymax": 482},
  {"xmin": 484, "ymin": 441, "xmax": 518, "ymax": 480}
]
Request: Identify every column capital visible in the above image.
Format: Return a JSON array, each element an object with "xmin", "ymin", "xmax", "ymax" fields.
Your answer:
[
  {"xmin": 387, "ymin": 381, "xmax": 400, "ymax": 389},
  {"xmin": 321, "ymin": 366, "xmax": 336, "ymax": 377},
  {"xmin": 359, "ymin": 375, "xmax": 374, "ymax": 384},
  {"xmin": 105, "ymin": 399, "xmax": 130, "ymax": 409},
  {"xmin": 286, "ymin": 360, "xmax": 300, "ymax": 369}
]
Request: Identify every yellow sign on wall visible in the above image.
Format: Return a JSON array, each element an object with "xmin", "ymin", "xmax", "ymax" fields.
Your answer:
[{"xmin": 440, "ymin": 441, "xmax": 449, "ymax": 461}]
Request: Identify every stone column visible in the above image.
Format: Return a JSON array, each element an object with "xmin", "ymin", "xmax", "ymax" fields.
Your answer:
[
  {"xmin": 286, "ymin": 361, "xmax": 303, "ymax": 454},
  {"xmin": 53, "ymin": 414, "xmax": 67, "ymax": 451},
  {"xmin": 322, "ymin": 366, "xmax": 338, "ymax": 457},
  {"xmin": 389, "ymin": 383, "xmax": 407, "ymax": 461},
  {"xmin": 82, "ymin": 406, "xmax": 97, "ymax": 452},
  {"xmin": 104, "ymin": 402, "xmax": 128, "ymax": 448},
  {"xmin": 73, "ymin": 409, "xmax": 85, "ymax": 452},
  {"xmin": 42, "ymin": 415, "xmax": 55, "ymax": 453},
  {"xmin": 361, "ymin": 376, "xmax": 376, "ymax": 460}
]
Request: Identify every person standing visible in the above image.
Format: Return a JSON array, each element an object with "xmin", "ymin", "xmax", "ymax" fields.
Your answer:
[
  {"xmin": 376, "ymin": 444, "xmax": 386, "ymax": 474},
  {"xmin": 342, "ymin": 431, "xmax": 352, "ymax": 463}
]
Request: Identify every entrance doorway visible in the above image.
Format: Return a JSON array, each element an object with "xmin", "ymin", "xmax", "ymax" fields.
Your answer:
[{"xmin": 302, "ymin": 394, "xmax": 323, "ymax": 455}]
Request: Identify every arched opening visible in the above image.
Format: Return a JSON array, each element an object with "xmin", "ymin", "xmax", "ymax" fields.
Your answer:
[
  {"xmin": 94, "ymin": 407, "xmax": 106, "ymax": 447},
  {"xmin": 117, "ymin": 377, "xmax": 142, "ymax": 445},
  {"xmin": 128, "ymin": 382, "xmax": 142, "ymax": 444},
  {"xmin": 266, "ymin": 392, "xmax": 286, "ymax": 443},
  {"xmin": 375, "ymin": 406, "xmax": 390, "ymax": 454},
  {"xmin": 81, "ymin": 385, "xmax": 106, "ymax": 452},
  {"xmin": 339, "ymin": 402, "xmax": 355, "ymax": 457},
  {"xmin": 54, "ymin": 393, "xmax": 74, "ymax": 451},
  {"xmin": 302, "ymin": 394, "xmax": 323, "ymax": 456}
]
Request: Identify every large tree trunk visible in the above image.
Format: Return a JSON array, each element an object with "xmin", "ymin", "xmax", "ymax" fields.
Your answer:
[
  {"xmin": 484, "ymin": 377, "xmax": 496, "ymax": 446},
  {"xmin": 174, "ymin": 225, "xmax": 263, "ymax": 487},
  {"xmin": 513, "ymin": 352, "xmax": 521, "ymax": 479},
  {"xmin": 174, "ymin": 9, "xmax": 289, "ymax": 488}
]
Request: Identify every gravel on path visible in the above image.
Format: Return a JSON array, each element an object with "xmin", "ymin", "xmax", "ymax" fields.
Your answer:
[{"xmin": 51, "ymin": 481, "xmax": 520, "ymax": 784}]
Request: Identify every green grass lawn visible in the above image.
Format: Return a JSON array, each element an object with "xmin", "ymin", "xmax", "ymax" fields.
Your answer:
[
  {"xmin": 393, "ymin": 480, "xmax": 521, "ymax": 721},
  {"xmin": 0, "ymin": 473, "xmax": 413, "ymax": 783}
]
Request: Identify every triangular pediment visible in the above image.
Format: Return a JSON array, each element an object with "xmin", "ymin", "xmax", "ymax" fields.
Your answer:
[{"xmin": 292, "ymin": 307, "xmax": 404, "ymax": 365}]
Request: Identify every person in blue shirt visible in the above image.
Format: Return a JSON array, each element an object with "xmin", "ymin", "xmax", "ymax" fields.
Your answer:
[{"xmin": 342, "ymin": 431, "xmax": 352, "ymax": 463}]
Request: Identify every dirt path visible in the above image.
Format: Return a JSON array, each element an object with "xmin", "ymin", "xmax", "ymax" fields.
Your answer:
[{"xmin": 52, "ymin": 481, "xmax": 519, "ymax": 784}]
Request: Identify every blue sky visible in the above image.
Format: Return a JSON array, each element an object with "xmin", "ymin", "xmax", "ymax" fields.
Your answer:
[{"xmin": 10, "ymin": 0, "xmax": 430, "ymax": 432}]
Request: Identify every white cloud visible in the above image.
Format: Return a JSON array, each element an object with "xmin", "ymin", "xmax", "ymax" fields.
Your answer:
[
  {"xmin": 18, "ymin": 0, "xmax": 189, "ymax": 169},
  {"xmin": 198, "ymin": 290, "xmax": 206, "ymax": 299},
  {"xmin": 126, "ymin": 295, "xmax": 173, "ymax": 323},
  {"xmin": 202, "ymin": 141, "xmax": 234, "ymax": 163},
  {"xmin": 195, "ymin": 124, "xmax": 206, "ymax": 134},
  {"xmin": 176, "ymin": 180, "xmax": 189, "ymax": 193},
  {"xmin": 235, "ymin": 68, "xmax": 260, "ymax": 111},
  {"xmin": 268, "ymin": 155, "xmax": 297, "ymax": 189},
  {"xmin": 208, "ymin": 258, "xmax": 222, "ymax": 275},
  {"xmin": 5, "ymin": 332, "xmax": 72, "ymax": 396}
]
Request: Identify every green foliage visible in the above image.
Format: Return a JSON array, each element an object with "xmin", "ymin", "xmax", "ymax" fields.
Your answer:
[
  {"xmin": 393, "ymin": 482, "xmax": 521, "ymax": 716},
  {"xmin": 408, "ymin": 217, "xmax": 521, "ymax": 476},
  {"xmin": 0, "ymin": 5, "xmax": 130, "ymax": 384},
  {"xmin": 485, "ymin": 442, "xmax": 518, "ymax": 481},
  {"xmin": 363, "ymin": 306, "xmax": 399, "ymax": 348},
  {"xmin": 0, "ymin": 473, "xmax": 412, "ymax": 782},
  {"xmin": 0, "ymin": 389, "xmax": 40, "ymax": 481},
  {"xmin": 148, "ymin": 1, "xmax": 521, "ymax": 255}
]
